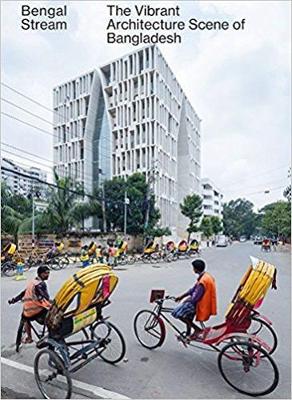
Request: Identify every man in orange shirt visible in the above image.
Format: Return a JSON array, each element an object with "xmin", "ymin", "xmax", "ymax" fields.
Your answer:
[
  {"xmin": 172, "ymin": 259, "xmax": 217, "ymax": 338},
  {"xmin": 8, "ymin": 266, "xmax": 51, "ymax": 343}
]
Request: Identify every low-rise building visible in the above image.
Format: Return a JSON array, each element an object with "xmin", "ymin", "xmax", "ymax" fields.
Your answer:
[
  {"xmin": 201, "ymin": 178, "xmax": 223, "ymax": 219},
  {"xmin": 1, "ymin": 158, "xmax": 48, "ymax": 198}
]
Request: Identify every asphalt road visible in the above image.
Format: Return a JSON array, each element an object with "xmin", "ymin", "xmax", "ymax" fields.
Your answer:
[{"xmin": 1, "ymin": 242, "xmax": 291, "ymax": 399}]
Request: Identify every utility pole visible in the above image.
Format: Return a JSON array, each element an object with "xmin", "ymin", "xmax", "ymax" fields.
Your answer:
[
  {"xmin": 32, "ymin": 182, "xmax": 35, "ymax": 249},
  {"xmin": 124, "ymin": 190, "xmax": 129, "ymax": 237},
  {"xmin": 101, "ymin": 183, "xmax": 107, "ymax": 233},
  {"xmin": 144, "ymin": 160, "xmax": 158, "ymax": 230}
]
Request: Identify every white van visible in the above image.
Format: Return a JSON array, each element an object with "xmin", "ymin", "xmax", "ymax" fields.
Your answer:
[{"xmin": 216, "ymin": 235, "xmax": 228, "ymax": 247}]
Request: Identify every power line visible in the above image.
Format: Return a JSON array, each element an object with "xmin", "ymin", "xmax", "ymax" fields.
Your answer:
[
  {"xmin": 2, "ymin": 142, "xmax": 53, "ymax": 164},
  {"xmin": 1, "ymin": 166, "xmax": 98, "ymax": 201},
  {"xmin": 1, "ymin": 142, "xmax": 105, "ymax": 189},
  {"xmin": 1, "ymin": 111, "xmax": 113, "ymax": 162},
  {"xmin": 1, "ymin": 166, "xmax": 127, "ymax": 207},
  {"xmin": 1, "ymin": 82, "xmax": 113, "ymax": 148},
  {"xmin": 219, "ymin": 164, "xmax": 290, "ymax": 190},
  {"xmin": 230, "ymin": 185, "xmax": 287, "ymax": 198},
  {"xmin": 225, "ymin": 178, "xmax": 289, "ymax": 194},
  {"xmin": 2, "ymin": 150, "xmax": 54, "ymax": 172},
  {"xmin": 1, "ymin": 82, "xmax": 54, "ymax": 113},
  {"xmin": 1, "ymin": 98, "xmax": 53, "ymax": 125}
]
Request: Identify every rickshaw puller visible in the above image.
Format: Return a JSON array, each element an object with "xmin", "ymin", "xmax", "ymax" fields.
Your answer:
[
  {"xmin": 172, "ymin": 259, "xmax": 217, "ymax": 339},
  {"xmin": 8, "ymin": 266, "xmax": 52, "ymax": 343}
]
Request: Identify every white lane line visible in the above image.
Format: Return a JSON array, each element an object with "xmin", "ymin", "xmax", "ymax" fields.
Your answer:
[{"xmin": 1, "ymin": 357, "xmax": 130, "ymax": 399}]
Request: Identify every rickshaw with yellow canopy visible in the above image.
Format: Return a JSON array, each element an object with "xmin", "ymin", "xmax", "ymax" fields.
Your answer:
[{"xmin": 30, "ymin": 264, "xmax": 126, "ymax": 399}]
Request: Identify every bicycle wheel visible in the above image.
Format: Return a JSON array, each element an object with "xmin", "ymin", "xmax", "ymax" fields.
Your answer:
[
  {"xmin": 134, "ymin": 310, "xmax": 166, "ymax": 349},
  {"xmin": 59, "ymin": 256, "xmax": 70, "ymax": 269},
  {"xmin": 126, "ymin": 255, "xmax": 136, "ymax": 265},
  {"xmin": 34, "ymin": 349, "xmax": 72, "ymax": 399},
  {"xmin": 218, "ymin": 340, "xmax": 279, "ymax": 396},
  {"xmin": 49, "ymin": 259, "xmax": 61, "ymax": 270},
  {"xmin": 90, "ymin": 321, "xmax": 126, "ymax": 364},
  {"xmin": 248, "ymin": 316, "xmax": 278, "ymax": 355},
  {"xmin": 2, "ymin": 261, "xmax": 16, "ymax": 277}
]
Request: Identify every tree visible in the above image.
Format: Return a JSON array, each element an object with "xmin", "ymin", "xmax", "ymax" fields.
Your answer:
[
  {"xmin": 180, "ymin": 194, "xmax": 203, "ymax": 241},
  {"xmin": 210, "ymin": 216, "xmax": 222, "ymax": 235},
  {"xmin": 223, "ymin": 198, "xmax": 257, "ymax": 239},
  {"xmin": 45, "ymin": 172, "xmax": 83, "ymax": 234},
  {"xmin": 260, "ymin": 201, "xmax": 291, "ymax": 239},
  {"xmin": 103, "ymin": 173, "xmax": 160, "ymax": 236},
  {"xmin": 200, "ymin": 217, "xmax": 213, "ymax": 239},
  {"xmin": 145, "ymin": 226, "xmax": 171, "ymax": 239},
  {"xmin": 70, "ymin": 202, "xmax": 94, "ymax": 230},
  {"xmin": 1, "ymin": 183, "xmax": 32, "ymax": 241}
]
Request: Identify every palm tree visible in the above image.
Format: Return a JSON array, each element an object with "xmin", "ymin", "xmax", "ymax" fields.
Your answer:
[{"xmin": 46, "ymin": 172, "xmax": 82, "ymax": 234}]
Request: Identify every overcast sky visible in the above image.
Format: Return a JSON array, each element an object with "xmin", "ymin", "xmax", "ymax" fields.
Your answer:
[{"xmin": 1, "ymin": 0, "xmax": 291, "ymax": 211}]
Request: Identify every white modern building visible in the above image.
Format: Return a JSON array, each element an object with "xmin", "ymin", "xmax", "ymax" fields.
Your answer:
[
  {"xmin": 201, "ymin": 178, "xmax": 223, "ymax": 219},
  {"xmin": 53, "ymin": 45, "xmax": 201, "ymax": 236},
  {"xmin": 1, "ymin": 158, "xmax": 47, "ymax": 198}
]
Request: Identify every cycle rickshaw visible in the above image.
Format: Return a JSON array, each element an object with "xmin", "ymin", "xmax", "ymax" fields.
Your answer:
[
  {"xmin": 16, "ymin": 264, "xmax": 126, "ymax": 399},
  {"xmin": 134, "ymin": 257, "xmax": 279, "ymax": 397}
]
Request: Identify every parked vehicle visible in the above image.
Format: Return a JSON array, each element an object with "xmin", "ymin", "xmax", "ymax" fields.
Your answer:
[
  {"xmin": 216, "ymin": 235, "xmax": 228, "ymax": 247},
  {"xmin": 254, "ymin": 236, "xmax": 263, "ymax": 245}
]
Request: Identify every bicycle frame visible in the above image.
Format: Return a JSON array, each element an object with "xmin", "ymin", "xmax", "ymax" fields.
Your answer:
[{"xmin": 151, "ymin": 299, "xmax": 206, "ymax": 340}]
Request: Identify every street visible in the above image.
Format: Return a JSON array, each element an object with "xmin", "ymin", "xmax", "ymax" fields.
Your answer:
[{"xmin": 1, "ymin": 242, "xmax": 291, "ymax": 399}]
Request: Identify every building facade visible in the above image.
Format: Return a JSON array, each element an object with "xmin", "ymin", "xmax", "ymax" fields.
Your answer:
[
  {"xmin": 53, "ymin": 45, "xmax": 201, "ymax": 236},
  {"xmin": 2, "ymin": 158, "xmax": 47, "ymax": 198},
  {"xmin": 201, "ymin": 178, "xmax": 223, "ymax": 219}
]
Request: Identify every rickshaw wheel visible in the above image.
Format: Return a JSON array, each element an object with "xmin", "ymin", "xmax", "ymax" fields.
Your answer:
[
  {"xmin": 218, "ymin": 340, "xmax": 279, "ymax": 396},
  {"xmin": 90, "ymin": 321, "xmax": 126, "ymax": 364},
  {"xmin": 34, "ymin": 349, "xmax": 72, "ymax": 399},
  {"xmin": 248, "ymin": 316, "xmax": 278, "ymax": 356},
  {"xmin": 134, "ymin": 310, "xmax": 166, "ymax": 349}
]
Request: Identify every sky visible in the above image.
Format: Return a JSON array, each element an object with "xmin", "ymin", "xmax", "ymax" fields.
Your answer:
[{"xmin": 1, "ymin": 0, "xmax": 291, "ymax": 211}]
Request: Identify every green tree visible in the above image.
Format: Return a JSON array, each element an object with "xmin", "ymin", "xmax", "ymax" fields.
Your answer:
[
  {"xmin": 210, "ymin": 216, "xmax": 223, "ymax": 235},
  {"xmin": 70, "ymin": 202, "xmax": 94, "ymax": 230},
  {"xmin": 145, "ymin": 226, "xmax": 171, "ymax": 239},
  {"xmin": 1, "ymin": 183, "xmax": 32, "ymax": 241},
  {"xmin": 103, "ymin": 173, "xmax": 160, "ymax": 236},
  {"xmin": 180, "ymin": 194, "xmax": 203, "ymax": 241},
  {"xmin": 45, "ymin": 172, "xmax": 83, "ymax": 234},
  {"xmin": 200, "ymin": 217, "xmax": 213, "ymax": 239},
  {"xmin": 223, "ymin": 199, "xmax": 257, "ymax": 239},
  {"xmin": 260, "ymin": 201, "xmax": 291, "ymax": 239}
]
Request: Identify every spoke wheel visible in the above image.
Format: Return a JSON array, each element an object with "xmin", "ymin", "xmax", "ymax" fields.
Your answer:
[
  {"xmin": 127, "ymin": 255, "xmax": 136, "ymax": 265},
  {"xmin": 218, "ymin": 340, "xmax": 279, "ymax": 396},
  {"xmin": 2, "ymin": 262, "xmax": 16, "ymax": 277},
  {"xmin": 34, "ymin": 349, "xmax": 72, "ymax": 399},
  {"xmin": 134, "ymin": 310, "xmax": 166, "ymax": 349},
  {"xmin": 49, "ymin": 259, "xmax": 61, "ymax": 270},
  {"xmin": 59, "ymin": 257, "xmax": 70, "ymax": 269},
  {"xmin": 248, "ymin": 316, "xmax": 278, "ymax": 355},
  {"xmin": 91, "ymin": 321, "xmax": 126, "ymax": 364}
]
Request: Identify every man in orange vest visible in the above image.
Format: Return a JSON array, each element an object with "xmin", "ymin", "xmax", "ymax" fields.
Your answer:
[
  {"xmin": 8, "ymin": 266, "xmax": 51, "ymax": 343},
  {"xmin": 172, "ymin": 259, "xmax": 217, "ymax": 338}
]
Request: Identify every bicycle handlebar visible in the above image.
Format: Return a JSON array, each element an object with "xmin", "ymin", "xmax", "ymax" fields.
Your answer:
[{"xmin": 163, "ymin": 295, "xmax": 176, "ymax": 301}]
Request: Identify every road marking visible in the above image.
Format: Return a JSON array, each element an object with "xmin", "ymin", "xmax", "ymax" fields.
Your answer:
[{"xmin": 1, "ymin": 357, "xmax": 130, "ymax": 399}]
